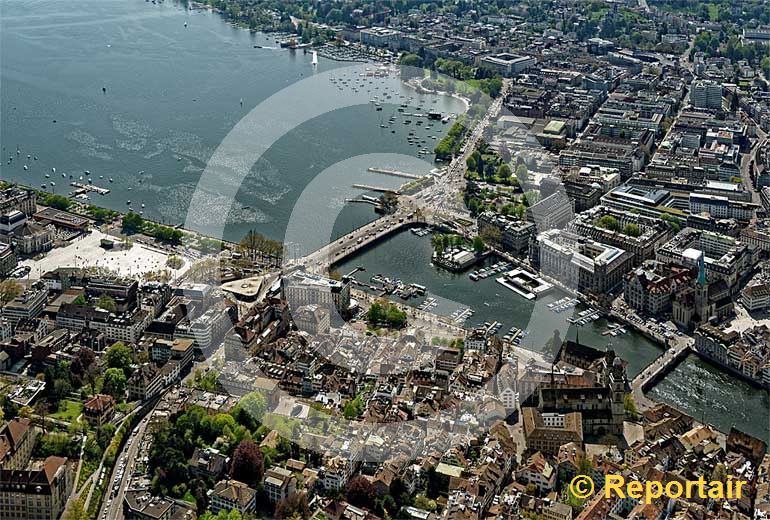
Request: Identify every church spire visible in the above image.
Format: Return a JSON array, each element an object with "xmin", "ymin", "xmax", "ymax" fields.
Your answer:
[{"xmin": 697, "ymin": 251, "xmax": 707, "ymax": 286}]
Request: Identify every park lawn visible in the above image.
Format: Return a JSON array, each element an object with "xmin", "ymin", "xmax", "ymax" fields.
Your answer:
[{"xmin": 50, "ymin": 399, "xmax": 83, "ymax": 422}]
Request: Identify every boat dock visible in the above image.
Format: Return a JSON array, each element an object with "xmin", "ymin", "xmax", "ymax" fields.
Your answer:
[
  {"xmin": 352, "ymin": 184, "xmax": 400, "ymax": 194},
  {"xmin": 367, "ymin": 167, "xmax": 423, "ymax": 180},
  {"xmin": 70, "ymin": 182, "xmax": 110, "ymax": 195}
]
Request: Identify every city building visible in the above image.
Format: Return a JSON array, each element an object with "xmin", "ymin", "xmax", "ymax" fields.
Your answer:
[
  {"xmin": 83, "ymin": 394, "xmax": 115, "ymax": 428},
  {"xmin": 188, "ymin": 447, "xmax": 230, "ymax": 481},
  {"xmin": 209, "ymin": 479, "xmax": 257, "ymax": 516},
  {"xmin": 0, "ymin": 243, "xmax": 17, "ymax": 278},
  {"xmin": 56, "ymin": 305, "xmax": 151, "ymax": 343},
  {"xmin": 691, "ymin": 80, "xmax": 723, "ymax": 110},
  {"xmin": 531, "ymin": 229, "xmax": 634, "ymax": 295},
  {"xmin": 477, "ymin": 212, "xmax": 535, "ymax": 255},
  {"xmin": 2, "ymin": 283, "xmax": 48, "ymax": 326},
  {"xmin": 0, "ymin": 419, "xmax": 36, "ymax": 470},
  {"xmin": 569, "ymin": 206, "xmax": 674, "ymax": 266},
  {"xmin": 656, "ymin": 227, "xmax": 751, "ymax": 292},
  {"xmin": 263, "ymin": 466, "xmax": 296, "ymax": 503},
  {"xmin": 522, "ymin": 408, "xmax": 583, "ymax": 456},
  {"xmin": 480, "ymin": 53, "xmax": 536, "ymax": 76},
  {"xmin": 526, "ymin": 191, "xmax": 574, "ymax": 233},
  {"xmin": 0, "ymin": 456, "xmax": 73, "ymax": 520}
]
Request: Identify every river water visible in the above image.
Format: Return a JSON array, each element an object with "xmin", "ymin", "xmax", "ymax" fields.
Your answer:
[{"xmin": 2, "ymin": 0, "xmax": 767, "ymax": 441}]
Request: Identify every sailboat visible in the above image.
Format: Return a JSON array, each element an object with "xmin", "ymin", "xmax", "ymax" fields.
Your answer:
[{"xmin": 311, "ymin": 50, "xmax": 318, "ymax": 67}]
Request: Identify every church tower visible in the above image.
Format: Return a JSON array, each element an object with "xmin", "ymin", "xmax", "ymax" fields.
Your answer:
[
  {"xmin": 609, "ymin": 356, "xmax": 627, "ymax": 432},
  {"xmin": 695, "ymin": 251, "xmax": 710, "ymax": 324}
]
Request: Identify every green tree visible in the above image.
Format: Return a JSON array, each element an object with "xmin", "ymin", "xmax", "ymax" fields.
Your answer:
[
  {"xmin": 623, "ymin": 223, "xmax": 641, "ymax": 237},
  {"xmin": 103, "ymin": 368, "xmax": 126, "ymax": 401},
  {"xmin": 97, "ymin": 294, "xmax": 117, "ymax": 313},
  {"xmin": 497, "ymin": 163, "xmax": 512, "ymax": 179},
  {"xmin": 231, "ymin": 391, "xmax": 267, "ymax": 430},
  {"xmin": 122, "ymin": 212, "xmax": 144, "ymax": 233},
  {"xmin": 105, "ymin": 342, "xmax": 132, "ymax": 374},
  {"xmin": 597, "ymin": 215, "xmax": 620, "ymax": 231},
  {"xmin": 39, "ymin": 193, "xmax": 72, "ymax": 211},
  {"xmin": 472, "ymin": 235, "xmax": 485, "ymax": 253}
]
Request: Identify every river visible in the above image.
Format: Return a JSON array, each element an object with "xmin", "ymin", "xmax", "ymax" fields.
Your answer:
[{"xmin": 335, "ymin": 230, "xmax": 770, "ymax": 441}]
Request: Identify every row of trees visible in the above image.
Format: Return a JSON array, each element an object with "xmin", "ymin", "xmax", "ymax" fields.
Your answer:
[
  {"xmin": 239, "ymin": 229, "xmax": 284, "ymax": 261},
  {"xmin": 122, "ymin": 212, "xmax": 184, "ymax": 244},
  {"xmin": 434, "ymin": 117, "xmax": 468, "ymax": 160},
  {"xmin": 431, "ymin": 233, "xmax": 484, "ymax": 254}
]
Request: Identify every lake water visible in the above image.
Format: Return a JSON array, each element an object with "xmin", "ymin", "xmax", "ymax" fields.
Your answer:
[{"xmin": 0, "ymin": 0, "xmax": 464, "ymax": 245}]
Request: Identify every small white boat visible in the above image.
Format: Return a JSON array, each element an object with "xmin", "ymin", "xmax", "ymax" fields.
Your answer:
[
  {"xmin": 23, "ymin": 165, "xmax": 28, "ymax": 170},
  {"xmin": 51, "ymin": 167, "xmax": 56, "ymax": 173}
]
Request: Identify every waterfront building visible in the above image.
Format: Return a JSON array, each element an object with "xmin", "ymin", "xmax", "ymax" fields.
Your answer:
[
  {"xmin": 0, "ymin": 187, "xmax": 36, "ymax": 217},
  {"xmin": 33, "ymin": 207, "xmax": 89, "ymax": 234},
  {"xmin": 531, "ymin": 229, "xmax": 633, "ymax": 295},
  {"xmin": 477, "ymin": 212, "xmax": 535, "ymax": 255},
  {"xmin": 433, "ymin": 246, "xmax": 478, "ymax": 271},
  {"xmin": 695, "ymin": 324, "xmax": 770, "ymax": 388},
  {"xmin": 624, "ymin": 261, "xmax": 692, "ymax": 316},
  {"xmin": 282, "ymin": 270, "xmax": 352, "ymax": 320},
  {"xmin": 0, "ymin": 211, "xmax": 54, "ymax": 256}
]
